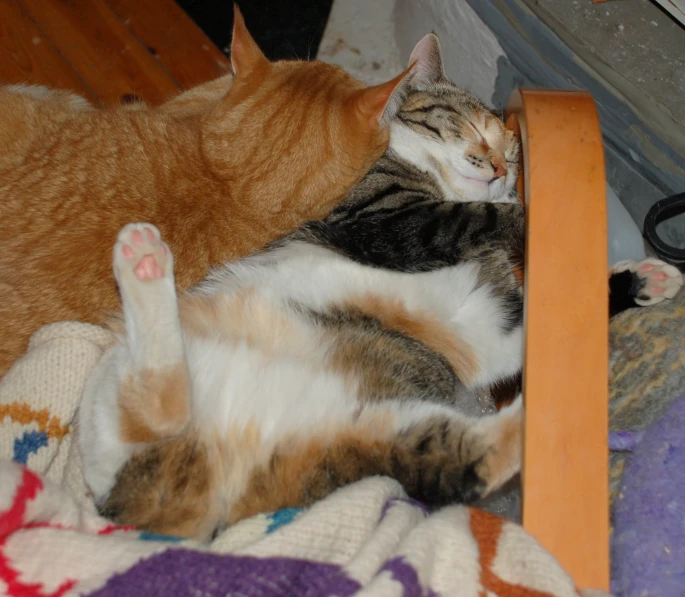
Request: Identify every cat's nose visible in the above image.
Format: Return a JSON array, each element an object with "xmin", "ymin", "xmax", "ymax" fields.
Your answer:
[{"xmin": 491, "ymin": 161, "xmax": 508, "ymax": 179}]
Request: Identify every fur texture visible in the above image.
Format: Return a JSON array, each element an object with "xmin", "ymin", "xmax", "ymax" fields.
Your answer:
[
  {"xmin": 289, "ymin": 34, "xmax": 523, "ymax": 275},
  {"xmin": 0, "ymin": 5, "xmax": 414, "ymax": 378},
  {"xmin": 80, "ymin": 223, "xmax": 523, "ymax": 541},
  {"xmin": 79, "ymin": 36, "xmax": 527, "ymax": 541},
  {"xmin": 78, "ymin": 34, "xmax": 683, "ymax": 542}
]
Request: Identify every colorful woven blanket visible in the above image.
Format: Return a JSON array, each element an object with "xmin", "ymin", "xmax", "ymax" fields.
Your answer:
[{"xmin": 0, "ymin": 322, "xmax": 611, "ymax": 597}]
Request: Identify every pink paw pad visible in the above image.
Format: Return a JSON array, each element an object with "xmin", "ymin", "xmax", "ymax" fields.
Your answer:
[
  {"xmin": 115, "ymin": 223, "xmax": 171, "ymax": 283},
  {"xmin": 617, "ymin": 258, "xmax": 685, "ymax": 306},
  {"xmin": 133, "ymin": 254, "xmax": 165, "ymax": 281}
]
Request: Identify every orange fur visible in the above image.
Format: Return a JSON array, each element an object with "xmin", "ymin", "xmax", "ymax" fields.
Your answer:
[
  {"xmin": 101, "ymin": 433, "xmax": 222, "ymax": 540},
  {"xmin": 179, "ymin": 290, "xmax": 313, "ymax": 357},
  {"xmin": 349, "ymin": 294, "xmax": 479, "ymax": 384},
  {"xmin": 0, "ymin": 5, "xmax": 414, "ymax": 377},
  {"xmin": 119, "ymin": 364, "xmax": 191, "ymax": 444},
  {"xmin": 473, "ymin": 405, "xmax": 522, "ymax": 494},
  {"xmin": 227, "ymin": 421, "xmax": 394, "ymax": 524}
]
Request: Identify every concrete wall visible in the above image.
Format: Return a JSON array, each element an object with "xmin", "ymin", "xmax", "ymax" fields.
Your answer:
[{"xmin": 394, "ymin": 0, "xmax": 506, "ymax": 108}]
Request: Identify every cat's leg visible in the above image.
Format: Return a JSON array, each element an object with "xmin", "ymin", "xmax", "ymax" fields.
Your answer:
[
  {"xmin": 81, "ymin": 224, "xmax": 222, "ymax": 540},
  {"xmin": 80, "ymin": 224, "xmax": 189, "ymax": 493},
  {"xmin": 385, "ymin": 395, "xmax": 523, "ymax": 504},
  {"xmin": 229, "ymin": 395, "xmax": 522, "ymax": 522},
  {"xmin": 110, "ymin": 223, "xmax": 191, "ymax": 443},
  {"xmin": 80, "ymin": 224, "xmax": 191, "ymax": 498},
  {"xmin": 609, "ymin": 258, "xmax": 683, "ymax": 317}
]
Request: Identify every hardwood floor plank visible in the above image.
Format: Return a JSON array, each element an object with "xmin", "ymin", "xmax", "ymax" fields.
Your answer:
[
  {"xmin": 0, "ymin": 0, "xmax": 98, "ymax": 102},
  {"xmin": 107, "ymin": 0, "xmax": 231, "ymax": 91},
  {"xmin": 18, "ymin": 0, "xmax": 180, "ymax": 105}
]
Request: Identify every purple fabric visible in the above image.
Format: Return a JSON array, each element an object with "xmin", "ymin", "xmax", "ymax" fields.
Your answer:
[
  {"xmin": 611, "ymin": 394, "xmax": 685, "ymax": 597},
  {"xmin": 87, "ymin": 549, "xmax": 361, "ymax": 597},
  {"xmin": 608, "ymin": 430, "xmax": 644, "ymax": 452},
  {"xmin": 379, "ymin": 497, "xmax": 430, "ymax": 521},
  {"xmin": 381, "ymin": 557, "xmax": 440, "ymax": 597}
]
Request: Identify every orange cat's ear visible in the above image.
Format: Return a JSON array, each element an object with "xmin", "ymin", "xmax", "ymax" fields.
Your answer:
[
  {"xmin": 230, "ymin": 3, "xmax": 268, "ymax": 78},
  {"xmin": 407, "ymin": 33, "xmax": 447, "ymax": 89},
  {"xmin": 352, "ymin": 64, "xmax": 416, "ymax": 127}
]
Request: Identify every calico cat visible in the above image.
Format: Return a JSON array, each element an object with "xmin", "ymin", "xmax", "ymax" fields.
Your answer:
[
  {"xmin": 0, "ymin": 4, "xmax": 414, "ymax": 378},
  {"xmin": 78, "ymin": 34, "xmax": 682, "ymax": 541}
]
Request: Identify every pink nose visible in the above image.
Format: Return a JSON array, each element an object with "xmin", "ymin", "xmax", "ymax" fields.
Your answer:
[{"xmin": 492, "ymin": 162, "xmax": 507, "ymax": 179}]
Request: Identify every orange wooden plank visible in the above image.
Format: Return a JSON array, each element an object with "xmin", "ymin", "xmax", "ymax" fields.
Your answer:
[
  {"xmin": 0, "ymin": 0, "xmax": 98, "ymax": 102},
  {"xmin": 506, "ymin": 89, "xmax": 609, "ymax": 590},
  {"xmin": 18, "ymin": 0, "xmax": 180, "ymax": 104},
  {"xmin": 107, "ymin": 0, "xmax": 231, "ymax": 91}
]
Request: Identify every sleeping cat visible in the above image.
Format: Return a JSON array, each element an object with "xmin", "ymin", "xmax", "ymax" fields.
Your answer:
[
  {"xmin": 0, "ymin": 4, "xmax": 414, "ymax": 378},
  {"xmin": 78, "ymin": 34, "xmax": 682, "ymax": 541}
]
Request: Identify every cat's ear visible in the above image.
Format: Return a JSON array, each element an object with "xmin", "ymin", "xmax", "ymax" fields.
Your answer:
[
  {"xmin": 407, "ymin": 33, "xmax": 447, "ymax": 89},
  {"xmin": 230, "ymin": 3, "xmax": 269, "ymax": 78},
  {"xmin": 351, "ymin": 64, "xmax": 416, "ymax": 126}
]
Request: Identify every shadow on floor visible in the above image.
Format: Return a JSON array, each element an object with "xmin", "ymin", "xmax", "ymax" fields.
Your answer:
[{"xmin": 176, "ymin": 0, "xmax": 334, "ymax": 61}]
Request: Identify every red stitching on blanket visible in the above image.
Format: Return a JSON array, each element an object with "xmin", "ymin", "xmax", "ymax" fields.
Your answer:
[
  {"xmin": 0, "ymin": 468, "xmax": 42, "ymax": 538},
  {"xmin": 19, "ymin": 521, "xmax": 133, "ymax": 535},
  {"xmin": 0, "ymin": 468, "xmax": 77, "ymax": 597},
  {"xmin": 24, "ymin": 522, "xmax": 71, "ymax": 531},
  {"xmin": 98, "ymin": 523, "xmax": 135, "ymax": 535}
]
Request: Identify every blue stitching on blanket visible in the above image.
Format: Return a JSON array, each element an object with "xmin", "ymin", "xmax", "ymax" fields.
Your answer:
[
  {"xmin": 139, "ymin": 531, "xmax": 184, "ymax": 542},
  {"xmin": 13, "ymin": 430, "xmax": 48, "ymax": 464},
  {"xmin": 266, "ymin": 508, "xmax": 303, "ymax": 533}
]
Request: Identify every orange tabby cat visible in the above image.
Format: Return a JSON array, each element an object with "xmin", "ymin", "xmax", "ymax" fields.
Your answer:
[{"xmin": 0, "ymin": 5, "xmax": 413, "ymax": 378}]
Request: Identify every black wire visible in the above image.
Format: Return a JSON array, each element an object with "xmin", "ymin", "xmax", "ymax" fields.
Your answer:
[{"xmin": 643, "ymin": 192, "xmax": 685, "ymax": 272}]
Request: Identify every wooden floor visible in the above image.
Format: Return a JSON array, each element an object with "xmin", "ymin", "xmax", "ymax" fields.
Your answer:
[{"xmin": 0, "ymin": 0, "xmax": 231, "ymax": 105}]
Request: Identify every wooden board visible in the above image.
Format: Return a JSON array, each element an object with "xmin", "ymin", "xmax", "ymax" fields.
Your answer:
[
  {"xmin": 506, "ymin": 89, "xmax": 609, "ymax": 590},
  {"xmin": 106, "ymin": 0, "xmax": 231, "ymax": 91},
  {"xmin": 18, "ymin": 0, "xmax": 180, "ymax": 104},
  {"xmin": 0, "ymin": 0, "xmax": 98, "ymax": 103}
]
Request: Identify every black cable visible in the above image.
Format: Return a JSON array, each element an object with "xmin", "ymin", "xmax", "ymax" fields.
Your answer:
[{"xmin": 643, "ymin": 192, "xmax": 685, "ymax": 272}]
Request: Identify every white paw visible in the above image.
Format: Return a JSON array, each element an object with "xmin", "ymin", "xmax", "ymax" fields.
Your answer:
[
  {"xmin": 113, "ymin": 223, "xmax": 173, "ymax": 284},
  {"xmin": 613, "ymin": 258, "xmax": 683, "ymax": 306}
]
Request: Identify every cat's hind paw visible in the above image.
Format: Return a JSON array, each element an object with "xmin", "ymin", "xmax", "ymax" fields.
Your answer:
[
  {"xmin": 612, "ymin": 258, "xmax": 683, "ymax": 306},
  {"xmin": 114, "ymin": 223, "xmax": 173, "ymax": 284},
  {"xmin": 463, "ymin": 397, "xmax": 522, "ymax": 501}
]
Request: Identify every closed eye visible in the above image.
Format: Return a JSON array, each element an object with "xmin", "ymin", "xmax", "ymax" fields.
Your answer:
[{"xmin": 465, "ymin": 121, "xmax": 486, "ymax": 145}]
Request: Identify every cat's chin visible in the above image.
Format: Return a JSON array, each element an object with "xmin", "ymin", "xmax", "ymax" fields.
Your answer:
[
  {"xmin": 486, "ymin": 177, "xmax": 518, "ymax": 203},
  {"xmin": 445, "ymin": 170, "xmax": 513, "ymax": 203}
]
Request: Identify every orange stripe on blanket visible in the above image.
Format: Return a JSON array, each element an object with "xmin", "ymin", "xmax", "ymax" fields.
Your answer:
[
  {"xmin": 0, "ymin": 403, "xmax": 70, "ymax": 440},
  {"xmin": 469, "ymin": 507, "xmax": 566, "ymax": 597}
]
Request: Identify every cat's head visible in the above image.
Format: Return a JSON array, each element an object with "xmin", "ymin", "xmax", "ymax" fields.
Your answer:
[
  {"xmin": 201, "ymin": 4, "xmax": 416, "ymax": 219},
  {"xmin": 390, "ymin": 34, "xmax": 520, "ymax": 204}
]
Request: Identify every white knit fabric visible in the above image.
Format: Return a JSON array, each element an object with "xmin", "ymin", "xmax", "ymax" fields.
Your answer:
[{"xmin": 0, "ymin": 322, "xmax": 613, "ymax": 597}]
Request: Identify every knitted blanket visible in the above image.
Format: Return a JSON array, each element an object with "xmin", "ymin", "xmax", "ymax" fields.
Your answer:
[{"xmin": 0, "ymin": 322, "xmax": 610, "ymax": 597}]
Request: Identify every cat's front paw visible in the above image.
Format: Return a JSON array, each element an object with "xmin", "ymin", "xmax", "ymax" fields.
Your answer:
[
  {"xmin": 114, "ymin": 223, "xmax": 173, "ymax": 284},
  {"xmin": 613, "ymin": 258, "xmax": 683, "ymax": 306}
]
